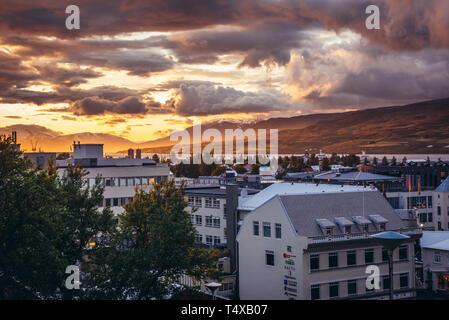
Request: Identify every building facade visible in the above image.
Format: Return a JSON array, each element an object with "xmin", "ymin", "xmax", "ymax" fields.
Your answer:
[
  {"xmin": 237, "ymin": 184, "xmax": 421, "ymax": 300},
  {"xmin": 57, "ymin": 143, "xmax": 170, "ymax": 217}
]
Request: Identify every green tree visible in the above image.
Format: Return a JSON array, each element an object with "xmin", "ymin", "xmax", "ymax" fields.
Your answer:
[
  {"xmin": 321, "ymin": 157, "xmax": 331, "ymax": 171},
  {"xmin": 0, "ymin": 137, "xmax": 65, "ymax": 299},
  {"xmin": 0, "ymin": 137, "xmax": 115, "ymax": 299},
  {"xmin": 84, "ymin": 180, "xmax": 222, "ymax": 299}
]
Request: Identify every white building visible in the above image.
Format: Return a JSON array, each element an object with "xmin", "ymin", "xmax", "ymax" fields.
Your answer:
[
  {"xmin": 434, "ymin": 176, "xmax": 449, "ymax": 231},
  {"xmin": 57, "ymin": 143, "xmax": 170, "ymax": 217},
  {"xmin": 237, "ymin": 183, "xmax": 421, "ymax": 300},
  {"xmin": 421, "ymin": 231, "xmax": 449, "ymax": 291}
]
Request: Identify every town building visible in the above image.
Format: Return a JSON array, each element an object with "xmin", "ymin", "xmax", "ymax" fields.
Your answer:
[
  {"xmin": 237, "ymin": 183, "xmax": 421, "ymax": 300},
  {"xmin": 434, "ymin": 176, "xmax": 449, "ymax": 231},
  {"xmin": 56, "ymin": 143, "xmax": 170, "ymax": 217},
  {"xmin": 420, "ymin": 231, "xmax": 449, "ymax": 292}
]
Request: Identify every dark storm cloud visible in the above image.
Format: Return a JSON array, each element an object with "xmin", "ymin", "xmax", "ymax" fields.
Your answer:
[
  {"xmin": 167, "ymin": 83, "xmax": 293, "ymax": 116},
  {"xmin": 161, "ymin": 22, "xmax": 305, "ymax": 67},
  {"xmin": 71, "ymin": 96, "xmax": 147, "ymax": 115}
]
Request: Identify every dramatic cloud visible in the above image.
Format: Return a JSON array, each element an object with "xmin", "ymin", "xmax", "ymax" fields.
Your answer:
[
  {"xmin": 1, "ymin": 0, "xmax": 449, "ymax": 129},
  {"xmin": 168, "ymin": 83, "xmax": 294, "ymax": 116}
]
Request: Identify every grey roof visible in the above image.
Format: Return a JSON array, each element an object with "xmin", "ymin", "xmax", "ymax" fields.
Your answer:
[
  {"xmin": 435, "ymin": 176, "xmax": 449, "ymax": 192},
  {"xmin": 314, "ymin": 171, "xmax": 403, "ymax": 182},
  {"xmin": 279, "ymin": 191, "xmax": 405, "ymax": 237}
]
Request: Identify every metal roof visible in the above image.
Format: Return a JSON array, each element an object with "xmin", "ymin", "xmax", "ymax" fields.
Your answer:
[
  {"xmin": 238, "ymin": 182, "xmax": 375, "ymax": 211},
  {"xmin": 314, "ymin": 171, "xmax": 403, "ymax": 182},
  {"xmin": 277, "ymin": 191, "xmax": 404, "ymax": 237}
]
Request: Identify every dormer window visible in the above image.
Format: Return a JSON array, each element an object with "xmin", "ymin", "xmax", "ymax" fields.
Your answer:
[
  {"xmin": 369, "ymin": 215, "xmax": 389, "ymax": 231},
  {"xmin": 335, "ymin": 217, "xmax": 354, "ymax": 234},
  {"xmin": 352, "ymin": 216, "xmax": 372, "ymax": 232},
  {"xmin": 316, "ymin": 219, "xmax": 336, "ymax": 235}
]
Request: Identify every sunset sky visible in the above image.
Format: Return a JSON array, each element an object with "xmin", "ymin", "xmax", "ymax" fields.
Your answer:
[{"xmin": 1, "ymin": 0, "xmax": 448, "ymax": 142}]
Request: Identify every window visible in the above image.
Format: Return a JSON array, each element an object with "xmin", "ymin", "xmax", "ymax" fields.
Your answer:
[
  {"xmin": 113, "ymin": 198, "xmax": 119, "ymax": 206},
  {"xmin": 383, "ymin": 276, "xmax": 391, "ymax": 290},
  {"xmin": 287, "ymin": 246, "xmax": 292, "ymax": 253},
  {"xmin": 428, "ymin": 196, "xmax": 432, "ymax": 207},
  {"xmin": 438, "ymin": 221, "xmax": 442, "ymax": 230},
  {"xmin": 275, "ymin": 223, "xmax": 282, "ymax": 239},
  {"xmin": 263, "ymin": 222, "xmax": 271, "ymax": 237},
  {"xmin": 195, "ymin": 215, "xmax": 202, "ymax": 226},
  {"xmin": 325, "ymin": 228, "xmax": 332, "ymax": 235},
  {"xmin": 438, "ymin": 206, "xmax": 441, "ymax": 216},
  {"xmin": 196, "ymin": 234, "xmax": 202, "ymax": 244},
  {"xmin": 347, "ymin": 251, "xmax": 356, "ymax": 266},
  {"xmin": 105, "ymin": 178, "xmax": 111, "ymax": 187},
  {"xmin": 348, "ymin": 280, "xmax": 357, "ymax": 295},
  {"xmin": 120, "ymin": 178, "xmax": 126, "ymax": 186},
  {"xmin": 345, "ymin": 226, "xmax": 351, "ymax": 234},
  {"xmin": 382, "ymin": 248, "xmax": 389, "ymax": 262},
  {"xmin": 213, "ymin": 217, "xmax": 220, "ymax": 228},
  {"xmin": 365, "ymin": 249, "xmax": 374, "ymax": 264},
  {"xmin": 419, "ymin": 213, "xmax": 427, "ymax": 223},
  {"xmin": 188, "ymin": 196, "xmax": 195, "ymax": 207},
  {"xmin": 380, "ymin": 223, "xmax": 386, "ymax": 231},
  {"xmin": 310, "ymin": 254, "xmax": 319, "ymax": 271},
  {"xmin": 253, "ymin": 221, "xmax": 259, "ymax": 236},
  {"xmin": 105, "ymin": 198, "xmax": 111, "ymax": 207},
  {"xmin": 205, "ymin": 197, "xmax": 220, "ymax": 208},
  {"xmin": 205, "ymin": 216, "xmax": 213, "ymax": 227},
  {"xmin": 399, "ymin": 245, "xmax": 408, "ymax": 260},
  {"xmin": 213, "ymin": 236, "xmax": 221, "ymax": 246},
  {"xmin": 311, "ymin": 285, "xmax": 320, "ymax": 300},
  {"xmin": 448, "ymin": 207, "xmax": 449, "ymax": 216},
  {"xmin": 329, "ymin": 282, "xmax": 339, "ymax": 298},
  {"xmin": 224, "ymin": 228, "xmax": 227, "ymax": 240},
  {"xmin": 206, "ymin": 235, "xmax": 213, "ymax": 246},
  {"xmin": 400, "ymin": 273, "xmax": 409, "ymax": 288},
  {"xmin": 127, "ymin": 177, "xmax": 134, "ymax": 186},
  {"xmin": 328, "ymin": 252, "xmax": 338, "ymax": 268},
  {"xmin": 434, "ymin": 252, "xmax": 441, "ymax": 263},
  {"xmin": 265, "ymin": 250, "xmax": 274, "ymax": 266},
  {"xmin": 190, "ymin": 214, "xmax": 195, "ymax": 224},
  {"xmin": 428, "ymin": 212, "xmax": 433, "ymax": 222}
]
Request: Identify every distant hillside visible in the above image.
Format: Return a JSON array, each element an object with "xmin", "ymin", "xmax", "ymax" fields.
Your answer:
[
  {"xmin": 134, "ymin": 97, "xmax": 449, "ymax": 154},
  {"xmin": 0, "ymin": 124, "xmax": 137, "ymax": 152},
  {"xmin": 2, "ymin": 98, "xmax": 449, "ymax": 154}
]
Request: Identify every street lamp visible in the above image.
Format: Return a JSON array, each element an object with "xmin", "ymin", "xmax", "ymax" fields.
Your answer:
[
  {"xmin": 371, "ymin": 231, "xmax": 410, "ymax": 300},
  {"xmin": 205, "ymin": 282, "xmax": 222, "ymax": 300}
]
